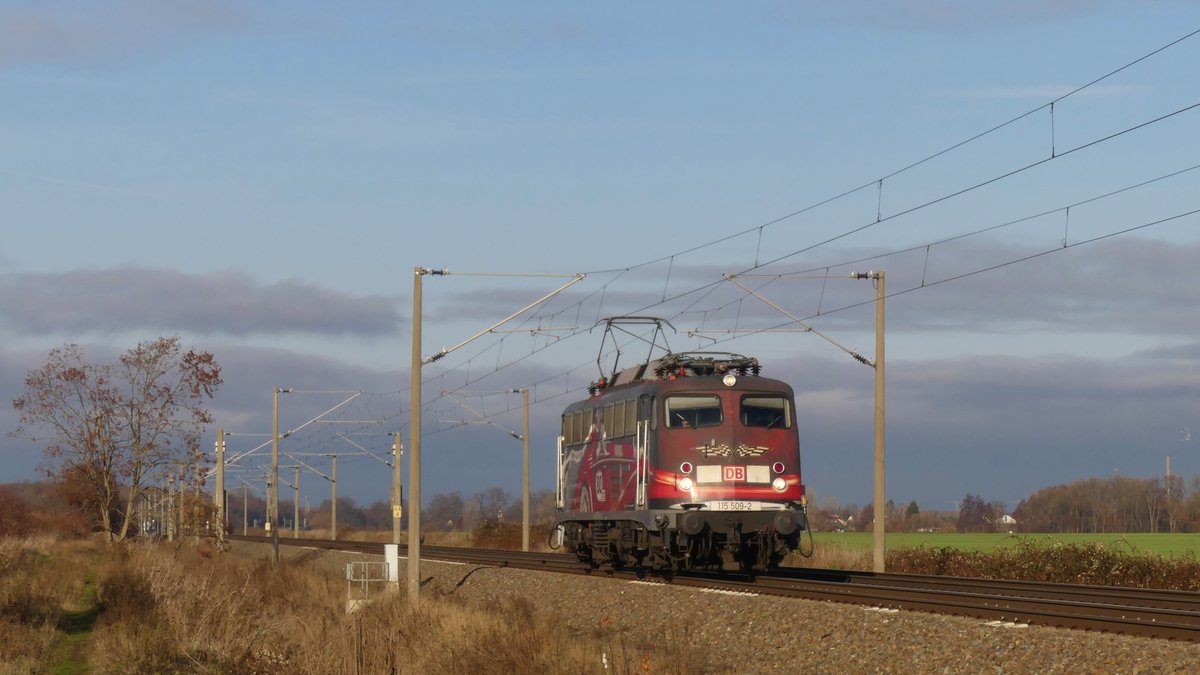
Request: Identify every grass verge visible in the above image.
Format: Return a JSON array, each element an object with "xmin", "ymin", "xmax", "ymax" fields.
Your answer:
[{"xmin": 1, "ymin": 536, "xmax": 693, "ymax": 673}]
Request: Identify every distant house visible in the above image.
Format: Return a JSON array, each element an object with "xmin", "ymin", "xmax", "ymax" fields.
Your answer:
[{"xmin": 998, "ymin": 514, "xmax": 1017, "ymax": 527}]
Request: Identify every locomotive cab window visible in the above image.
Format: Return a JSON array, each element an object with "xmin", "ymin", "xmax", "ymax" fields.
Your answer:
[
  {"xmin": 740, "ymin": 395, "xmax": 792, "ymax": 429},
  {"xmin": 665, "ymin": 395, "xmax": 722, "ymax": 429}
]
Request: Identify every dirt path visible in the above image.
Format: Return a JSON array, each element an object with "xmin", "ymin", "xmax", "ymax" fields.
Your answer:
[{"xmin": 47, "ymin": 571, "xmax": 100, "ymax": 674}]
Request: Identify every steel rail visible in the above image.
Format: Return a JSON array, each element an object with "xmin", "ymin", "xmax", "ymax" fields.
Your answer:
[
  {"xmin": 767, "ymin": 566, "xmax": 1200, "ymax": 612},
  {"xmin": 227, "ymin": 535, "xmax": 1200, "ymax": 641}
]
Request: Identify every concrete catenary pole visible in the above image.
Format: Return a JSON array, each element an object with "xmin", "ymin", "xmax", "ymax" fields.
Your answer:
[
  {"xmin": 176, "ymin": 466, "xmax": 184, "ymax": 538},
  {"xmin": 392, "ymin": 432, "xmax": 403, "ymax": 545},
  {"xmin": 408, "ymin": 267, "xmax": 424, "ymax": 603},
  {"xmin": 331, "ymin": 455, "xmax": 338, "ymax": 540},
  {"xmin": 869, "ymin": 272, "xmax": 886, "ymax": 573},
  {"xmin": 215, "ymin": 428, "xmax": 225, "ymax": 546},
  {"xmin": 271, "ymin": 387, "xmax": 281, "ymax": 563},
  {"xmin": 293, "ymin": 466, "xmax": 300, "ymax": 538},
  {"xmin": 242, "ymin": 482, "xmax": 248, "ymax": 536},
  {"xmin": 167, "ymin": 473, "xmax": 175, "ymax": 542},
  {"xmin": 520, "ymin": 388, "xmax": 530, "ymax": 552},
  {"xmin": 851, "ymin": 270, "xmax": 887, "ymax": 572}
]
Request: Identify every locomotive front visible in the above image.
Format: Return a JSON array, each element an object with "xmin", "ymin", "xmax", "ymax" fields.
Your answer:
[{"xmin": 650, "ymin": 367, "xmax": 807, "ymax": 567}]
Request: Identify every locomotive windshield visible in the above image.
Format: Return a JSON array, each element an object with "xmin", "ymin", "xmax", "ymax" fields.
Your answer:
[
  {"xmin": 664, "ymin": 395, "xmax": 722, "ymax": 428},
  {"xmin": 740, "ymin": 395, "xmax": 792, "ymax": 429}
]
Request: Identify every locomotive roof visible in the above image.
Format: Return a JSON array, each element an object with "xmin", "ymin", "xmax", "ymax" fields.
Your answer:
[
  {"xmin": 611, "ymin": 352, "xmax": 759, "ymax": 385},
  {"xmin": 563, "ymin": 352, "xmax": 793, "ymax": 412}
]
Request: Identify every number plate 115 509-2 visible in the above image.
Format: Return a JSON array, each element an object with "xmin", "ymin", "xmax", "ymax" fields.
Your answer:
[{"xmin": 708, "ymin": 501, "xmax": 759, "ymax": 511}]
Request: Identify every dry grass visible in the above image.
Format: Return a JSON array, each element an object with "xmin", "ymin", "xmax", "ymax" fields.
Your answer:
[
  {"xmin": 0, "ymin": 536, "xmax": 690, "ymax": 673},
  {"xmin": 782, "ymin": 538, "xmax": 871, "ymax": 570},
  {"xmin": 0, "ymin": 535, "xmax": 100, "ymax": 674}
]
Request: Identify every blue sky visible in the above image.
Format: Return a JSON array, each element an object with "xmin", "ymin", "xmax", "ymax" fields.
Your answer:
[{"xmin": 3, "ymin": 2, "xmax": 1199, "ymax": 514}]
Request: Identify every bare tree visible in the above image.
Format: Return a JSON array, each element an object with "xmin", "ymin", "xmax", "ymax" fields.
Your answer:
[
  {"xmin": 426, "ymin": 491, "xmax": 465, "ymax": 530},
  {"xmin": 956, "ymin": 493, "xmax": 1001, "ymax": 533},
  {"xmin": 11, "ymin": 337, "xmax": 221, "ymax": 542},
  {"xmin": 477, "ymin": 487, "xmax": 512, "ymax": 524}
]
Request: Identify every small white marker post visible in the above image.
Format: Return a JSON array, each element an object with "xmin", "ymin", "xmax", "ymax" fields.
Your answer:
[{"xmin": 385, "ymin": 543, "xmax": 399, "ymax": 593}]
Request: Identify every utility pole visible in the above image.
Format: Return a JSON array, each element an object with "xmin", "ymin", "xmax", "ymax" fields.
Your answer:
[
  {"xmin": 193, "ymin": 457, "xmax": 202, "ymax": 544},
  {"xmin": 176, "ymin": 466, "xmax": 183, "ymax": 539},
  {"xmin": 242, "ymin": 482, "xmax": 248, "ymax": 536},
  {"xmin": 725, "ymin": 270, "xmax": 887, "ymax": 571},
  {"xmin": 407, "ymin": 267, "xmax": 579, "ymax": 601},
  {"xmin": 271, "ymin": 387, "xmax": 280, "ymax": 563},
  {"xmin": 176, "ymin": 466, "xmax": 184, "ymax": 539},
  {"xmin": 215, "ymin": 429, "xmax": 226, "ymax": 548},
  {"xmin": 1167, "ymin": 454, "xmax": 1174, "ymax": 533},
  {"xmin": 392, "ymin": 432, "xmax": 403, "ymax": 545},
  {"xmin": 167, "ymin": 473, "xmax": 175, "ymax": 542},
  {"xmin": 519, "ymin": 387, "xmax": 530, "ymax": 552},
  {"xmin": 852, "ymin": 270, "xmax": 886, "ymax": 573},
  {"xmin": 293, "ymin": 466, "xmax": 300, "ymax": 538},
  {"xmin": 1167, "ymin": 454, "xmax": 1172, "ymax": 499},
  {"xmin": 331, "ymin": 455, "xmax": 338, "ymax": 540},
  {"xmin": 408, "ymin": 267, "xmax": 426, "ymax": 603}
]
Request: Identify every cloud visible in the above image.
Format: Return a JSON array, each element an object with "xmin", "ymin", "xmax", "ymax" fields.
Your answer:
[
  {"xmin": 778, "ymin": 343, "xmax": 1200, "ymax": 507},
  {"xmin": 593, "ymin": 237, "xmax": 1200, "ymax": 339},
  {"xmin": 409, "ymin": 236, "xmax": 1200, "ymax": 360},
  {"xmin": 0, "ymin": 1, "xmax": 253, "ymax": 67},
  {"xmin": 0, "ymin": 268, "xmax": 403, "ymax": 337},
  {"xmin": 4, "ymin": 326, "xmax": 1198, "ymax": 511},
  {"xmin": 883, "ymin": 237, "xmax": 1200, "ymax": 337},
  {"xmin": 5, "ymin": 237, "xmax": 1199, "ymax": 509}
]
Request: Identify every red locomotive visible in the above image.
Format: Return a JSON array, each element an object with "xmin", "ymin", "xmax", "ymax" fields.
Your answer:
[{"xmin": 554, "ymin": 317, "xmax": 810, "ymax": 571}]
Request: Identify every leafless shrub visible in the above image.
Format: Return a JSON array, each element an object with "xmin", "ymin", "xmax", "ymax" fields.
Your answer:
[{"xmin": 470, "ymin": 521, "xmax": 550, "ymax": 551}]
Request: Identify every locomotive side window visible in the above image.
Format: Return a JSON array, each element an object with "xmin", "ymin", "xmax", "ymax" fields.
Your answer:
[
  {"xmin": 603, "ymin": 403, "xmax": 616, "ymax": 437},
  {"xmin": 564, "ymin": 411, "xmax": 579, "ymax": 444},
  {"xmin": 740, "ymin": 395, "xmax": 792, "ymax": 429},
  {"xmin": 664, "ymin": 395, "xmax": 722, "ymax": 428},
  {"xmin": 615, "ymin": 401, "xmax": 630, "ymax": 437},
  {"xmin": 573, "ymin": 410, "xmax": 586, "ymax": 443},
  {"xmin": 624, "ymin": 398, "xmax": 638, "ymax": 432}
]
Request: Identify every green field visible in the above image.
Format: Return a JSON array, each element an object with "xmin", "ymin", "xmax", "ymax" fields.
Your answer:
[{"xmin": 812, "ymin": 532, "xmax": 1200, "ymax": 558}]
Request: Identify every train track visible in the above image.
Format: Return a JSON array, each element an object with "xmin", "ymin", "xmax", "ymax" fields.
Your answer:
[{"xmin": 228, "ymin": 534, "xmax": 1200, "ymax": 642}]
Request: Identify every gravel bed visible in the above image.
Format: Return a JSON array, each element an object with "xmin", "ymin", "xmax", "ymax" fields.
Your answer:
[{"xmin": 232, "ymin": 542, "xmax": 1200, "ymax": 673}]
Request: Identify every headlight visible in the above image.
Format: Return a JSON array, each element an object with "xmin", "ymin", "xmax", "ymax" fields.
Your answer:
[
  {"xmin": 679, "ymin": 476, "xmax": 695, "ymax": 491},
  {"xmin": 772, "ymin": 477, "xmax": 787, "ymax": 492}
]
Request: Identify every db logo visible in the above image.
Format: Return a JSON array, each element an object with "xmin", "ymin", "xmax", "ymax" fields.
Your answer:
[{"xmin": 722, "ymin": 466, "xmax": 746, "ymax": 482}]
